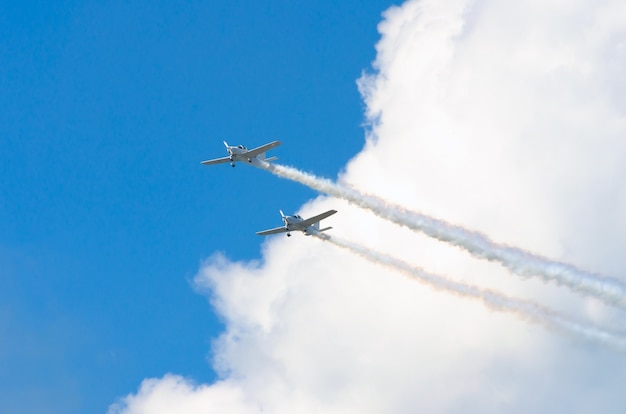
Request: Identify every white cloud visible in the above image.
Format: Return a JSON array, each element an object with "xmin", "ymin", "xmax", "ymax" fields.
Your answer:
[
  {"xmin": 108, "ymin": 375, "xmax": 259, "ymax": 414},
  {"xmin": 111, "ymin": 0, "xmax": 626, "ymax": 412}
]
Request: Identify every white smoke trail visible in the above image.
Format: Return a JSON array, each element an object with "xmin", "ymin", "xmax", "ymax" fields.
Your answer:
[
  {"xmin": 320, "ymin": 234, "xmax": 626, "ymax": 353},
  {"xmin": 259, "ymin": 162, "xmax": 626, "ymax": 309}
]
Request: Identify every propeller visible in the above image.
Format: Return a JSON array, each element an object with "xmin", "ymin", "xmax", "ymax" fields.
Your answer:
[{"xmin": 223, "ymin": 140, "xmax": 229, "ymax": 148}]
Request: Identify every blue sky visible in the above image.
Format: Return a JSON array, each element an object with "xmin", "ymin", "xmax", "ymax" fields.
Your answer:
[{"xmin": 0, "ymin": 1, "xmax": 394, "ymax": 412}]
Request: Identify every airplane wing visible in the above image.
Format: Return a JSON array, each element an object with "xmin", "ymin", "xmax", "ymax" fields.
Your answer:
[
  {"xmin": 256, "ymin": 226, "xmax": 289, "ymax": 236},
  {"xmin": 200, "ymin": 157, "xmax": 232, "ymax": 165},
  {"xmin": 244, "ymin": 141, "xmax": 282, "ymax": 159},
  {"xmin": 299, "ymin": 209, "xmax": 338, "ymax": 228}
]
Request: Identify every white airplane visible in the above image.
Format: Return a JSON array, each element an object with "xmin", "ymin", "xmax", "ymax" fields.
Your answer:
[
  {"xmin": 257, "ymin": 209, "xmax": 337, "ymax": 237},
  {"xmin": 201, "ymin": 140, "xmax": 282, "ymax": 167}
]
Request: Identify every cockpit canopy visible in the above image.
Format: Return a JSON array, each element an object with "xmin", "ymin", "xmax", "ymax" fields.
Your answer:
[{"xmin": 237, "ymin": 145, "xmax": 247, "ymax": 150}]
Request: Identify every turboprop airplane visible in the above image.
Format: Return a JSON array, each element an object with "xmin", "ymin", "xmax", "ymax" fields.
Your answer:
[
  {"xmin": 201, "ymin": 140, "xmax": 281, "ymax": 167},
  {"xmin": 256, "ymin": 209, "xmax": 337, "ymax": 237}
]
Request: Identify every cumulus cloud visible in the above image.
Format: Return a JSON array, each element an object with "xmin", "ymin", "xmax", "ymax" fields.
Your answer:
[{"xmin": 111, "ymin": 0, "xmax": 626, "ymax": 412}]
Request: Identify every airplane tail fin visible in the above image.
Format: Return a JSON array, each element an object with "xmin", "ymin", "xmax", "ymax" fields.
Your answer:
[
  {"xmin": 305, "ymin": 223, "xmax": 332, "ymax": 236},
  {"xmin": 312, "ymin": 222, "xmax": 332, "ymax": 232}
]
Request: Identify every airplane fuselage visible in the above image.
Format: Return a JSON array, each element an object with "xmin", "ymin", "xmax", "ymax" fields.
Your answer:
[
  {"xmin": 283, "ymin": 215, "xmax": 308, "ymax": 232},
  {"xmin": 200, "ymin": 141, "xmax": 281, "ymax": 168},
  {"xmin": 226, "ymin": 144, "xmax": 247, "ymax": 159},
  {"xmin": 256, "ymin": 209, "xmax": 336, "ymax": 238},
  {"xmin": 282, "ymin": 215, "xmax": 322, "ymax": 236},
  {"xmin": 226, "ymin": 145, "xmax": 256, "ymax": 164}
]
